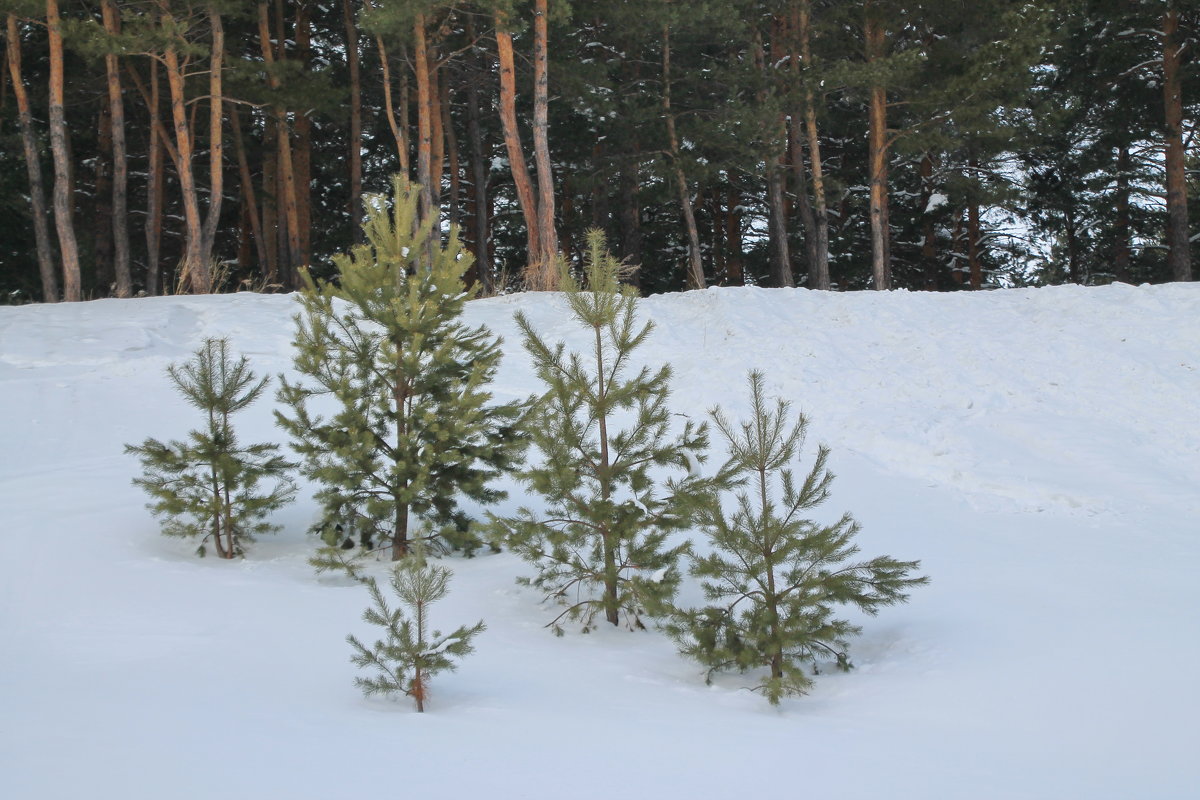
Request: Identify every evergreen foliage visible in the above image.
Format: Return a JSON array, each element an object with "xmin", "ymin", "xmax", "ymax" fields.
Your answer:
[
  {"xmin": 275, "ymin": 177, "xmax": 525, "ymax": 567},
  {"xmin": 492, "ymin": 231, "xmax": 724, "ymax": 634},
  {"xmin": 125, "ymin": 337, "xmax": 296, "ymax": 558},
  {"xmin": 664, "ymin": 371, "xmax": 928, "ymax": 704},
  {"xmin": 347, "ymin": 554, "xmax": 485, "ymax": 713}
]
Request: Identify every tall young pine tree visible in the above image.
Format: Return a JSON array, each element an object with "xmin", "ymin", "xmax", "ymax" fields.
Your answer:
[
  {"xmin": 276, "ymin": 177, "xmax": 525, "ymax": 565},
  {"xmin": 665, "ymin": 371, "xmax": 927, "ymax": 703},
  {"xmin": 492, "ymin": 231, "xmax": 723, "ymax": 633}
]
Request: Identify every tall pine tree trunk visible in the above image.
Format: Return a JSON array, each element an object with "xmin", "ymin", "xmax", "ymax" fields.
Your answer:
[
  {"xmin": 495, "ymin": 12, "xmax": 541, "ymax": 275},
  {"xmin": 343, "ymin": 0, "xmax": 363, "ymax": 243},
  {"xmin": 294, "ymin": 2, "xmax": 313, "ymax": 267},
  {"xmin": 465, "ymin": 26, "xmax": 491, "ymax": 289},
  {"xmin": 199, "ymin": 6, "xmax": 224, "ymax": 271},
  {"xmin": 919, "ymin": 152, "xmax": 938, "ymax": 290},
  {"xmin": 7, "ymin": 14, "xmax": 59, "ymax": 302},
  {"xmin": 531, "ymin": 0, "xmax": 559, "ymax": 286},
  {"xmin": 759, "ymin": 26, "xmax": 791, "ymax": 288},
  {"xmin": 413, "ymin": 14, "xmax": 435, "ymax": 225},
  {"xmin": 47, "ymin": 0, "xmax": 82, "ymax": 301},
  {"xmin": 662, "ymin": 23, "xmax": 705, "ymax": 290},
  {"xmin": 797, "ymin": 0, "xmax": 830, "ymax": 290},
  {"xmin": 231, "ymin": 107, "xmax": 269, "ymax": 275},
  {"xmin": 258, "ymin": 0, "xmax": 301, "ymax": 285},
  {"xmin": 1115, "ymin": 145, "xmax": 1131, "ymax": 283},
  {"xmin": 442, "ymin": 73, "xmax": 460, "ymax": 229},
  {"xmin": 1162, "ymin": 8, "xmax": 1191, "ymax": 282},
  {"xmin": 726, "ymin": 187, "xmax": 745, "ymax": 286},
  {"xmin": 429, "ymin": 46, "xmax": 446, "ymax": 214},
  {"xmin": 163, "ymin": 26, "xmax": 211, "ymax": 294},
  {"xmin": 145, "ymin": 59, "xmax": 164, "ymax": 296},
  {"xmin": 101, "ymin": 0, "xmax": 131, "ymax": 297},
  {"xmin": 618, "ymin": 154, "xmax": 643, "ymax": 276},
  {"xmin": 865, "ymin": 6, "xmax": 890, "ymax": 290},
  {"xmin": 95, "ymin": 105, "xmax": 116, "ymax": 291}
]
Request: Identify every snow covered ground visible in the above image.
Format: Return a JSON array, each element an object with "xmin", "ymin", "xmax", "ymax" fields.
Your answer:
[{"xmin": 1, "ymin": 283, "xmax": 1197, "ymax": 799}]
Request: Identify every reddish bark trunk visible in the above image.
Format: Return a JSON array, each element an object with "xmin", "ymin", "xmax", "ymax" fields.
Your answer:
[
  {"xmin": 5, "ymin": 14, "xmax": 58, "ymax": 301},
  {"xmin": 101, "ymin": 0, "xmax": 131, "ymax": 297},
  {"xmin": 1162, "ymin": 8, "xmax": 1191, "ymax": 282},
  {"xmin": 47, "ymin": 0, "xmax": 82, "ymax": 300},
  {"xmin": 495, "ymin": 14, "xmax": 541, "ymax": 277}
]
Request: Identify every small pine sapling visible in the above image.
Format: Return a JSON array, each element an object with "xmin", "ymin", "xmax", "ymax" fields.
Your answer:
[
  {"xmin": 347, "ymin": 554, "xmax": 485, "ymax": 712},
  {"xmin": 126, "ymin": 337, "xmax": 296, "ymax": 558},
  {"xmin": 276, "ymin": 177, "xmax": 525, "ymax": 568},
  {"xmin": 664, "ymin": 371, "xmax": 928, "ymax": 704},
  {"xmin": 492, "ymin": 231, "xmax": 724, "ymax": 634}
]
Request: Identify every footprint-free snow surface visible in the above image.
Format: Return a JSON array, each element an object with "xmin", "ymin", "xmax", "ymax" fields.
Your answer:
[{"xmin": 2, "ymin": 284, "xmax": 1197, "ymax": 799}]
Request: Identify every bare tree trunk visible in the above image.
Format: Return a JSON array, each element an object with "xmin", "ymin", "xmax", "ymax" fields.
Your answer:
[
  {"xmin": 465, "ymin": 29, "xmax": 491, "ymax": 289},
  {"xmin": 617, "ymin": 155, "xmax": 643, "ymax": 272},
  {"xmin": 1065, "ymin": 206, "xmax": 1081, "ymax": 284},
  {"xmin": 101, "ymin": 0, "xmax": 131, "ymax": 297},
  {"xmin": 199, "ymin": 5, "xmax": 224, "ymax": 271},
  {"xmin": 442, "ymin": 71, "xmax": 460, "ymax": 229},
  {"xmin": 231, "ymin": 106, "xmax": 268, "ymax": 275},
  {"xmin": 261, "ymin": 114, "xmax": 279, "ymax": 284},
  {"xmin": 7, "ymin": 15, "xmax": 59, "ymax": 302},
  {"xmin": 429, "ymin": 45, "xmax": 445, "ymax": 213},
  {"xmin": 662, "ymin": 23, "xmax": 705, "ymax": 290},
  {"xmin": 865, "ymin": 5, "xmax": 890, "ymax": 290},
  {"xmin": 919, "ymin": 152, "xmax": 938, "ymax": 290},
  {"xmin": 531, "ymin": 0, "xmax": 559, "ymax": 286},
  {"xmin": 967, "ymin": 197, "xmax": 982, "ymax": 289},
  {"xmin": 758, "ymin": 26, "xmax": 791, "ymax": 288},
  {"xmin": 343, "ymin": 0, "xmax": 363, "ymax": 242},
  {"xmin": 47, "ymin": 0, "xmax": 82, "ymax": 301},
  {"xmin": 796, "ymin": 0, "xmax": 829, "ymax": 290},
  {"xmin": 145, "ymin": 59, "xmax": 164, "ymax": 296},
  {"xmin": 294, "ymin": 1, "xmax": 312, "ymax": 266},
  {"xmin": 162, "ymin": 18, "xmax": 211, "ymax": 294},
  {"xmin": 726, "ymin": 187, "xmax": 745, "ymax": 286},
  {"xmin": 1162, "ymin": 8, "xmax": 1191, "ymax": 282},
  {"xmin": 95, "ymin": 104, "xmax": 116, "ymax": 291},
  {"xmin": 258, "ymin": 1, "xmax": 301, "ymax": 286},
  {"xmin": 788, "ymin": 114, "xmax": 818, "ymax": 283},
  {"xmin": 413, "ymin": 13, "xmax": 435, "ymax": 225},
  {"xmin": 1114, "ymin": 144, "xmax": 1131, "ymax": 283},
  {"xmin": 495, "ymin": 13, "xmax": 541, "ymax": 274}
]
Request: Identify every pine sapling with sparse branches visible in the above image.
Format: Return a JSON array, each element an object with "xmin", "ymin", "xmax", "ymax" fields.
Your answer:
[
  {"xmin": 664, "ymin": 371, "xmax": 928, "ymax": 704},
  {"xmin": 126, "ymin": 337, "xmax": 296, "ymax": 558},
  {"xmin": 347, "ymin": 554, "xmax": 485, "ymax": 712},
  {"xmin": 492, "ymin": 231, "xmax": 726, "ymax": 634}
]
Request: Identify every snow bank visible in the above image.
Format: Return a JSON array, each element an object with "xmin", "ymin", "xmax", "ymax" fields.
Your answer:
[{"xmin": 1, "ymin": 283, "xmax": 1197, "ymax": 799}]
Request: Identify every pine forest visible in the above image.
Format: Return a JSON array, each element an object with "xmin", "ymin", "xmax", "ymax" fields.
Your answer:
[{"xmin": 2, "ymin": 0, "xmax": 1198, "ymax": 303}]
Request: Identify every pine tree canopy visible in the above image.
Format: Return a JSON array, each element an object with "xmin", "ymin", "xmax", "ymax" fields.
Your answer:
[
  {"xmin": 664, "ymin": 370, "xmax": 928, "ymax": 704},
  {"xmin": 276, "ymin": 177, "xmax": 526, "ymax": 565}
]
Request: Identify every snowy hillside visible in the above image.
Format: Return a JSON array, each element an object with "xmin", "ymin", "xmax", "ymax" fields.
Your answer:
[{"xmin": 2, "ymin": 284, "xmax": 1198, "ymax": 799}]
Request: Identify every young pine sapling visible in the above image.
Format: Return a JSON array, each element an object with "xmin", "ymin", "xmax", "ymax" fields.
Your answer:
[
  {"xmin": 492, "ymin": 231, "xmax": 724, "ymax": 634},
  {"xmin": 126, "ymin": 337, "xmax": 296, "ymax": 558},
  {"xmin": 664, "ymin": 371, "xmax": 928, "ymax": 704},
  {"xmin": 347, "ymin": 554, "xmax": 485, "ymax": 712}
]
